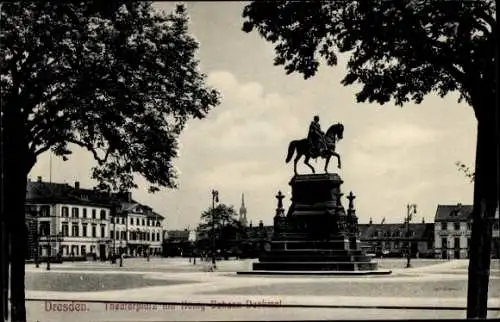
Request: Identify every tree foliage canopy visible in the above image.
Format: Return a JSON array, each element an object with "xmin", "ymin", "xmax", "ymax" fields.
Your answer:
[
  {"xmin": 242, "ymin": 2, "xmax": 497, "ymax": 319},
  {"xmin": 456, "ymin": 161, "xmax": 475, "ymax": 183},
  {"xmin": 242, "ymin": 0, "xmax": 496, "ymax": 115},
  {"xmin": 197, "ymin": 203, "xmax": 246, "ymax": 250},
  {"xmin": 1, "ymin": 1, "xmax": 220, "ymax": 192},
  {"xmin": 198, "ymin": 204, "xmax": 241, "ymax": 233}
]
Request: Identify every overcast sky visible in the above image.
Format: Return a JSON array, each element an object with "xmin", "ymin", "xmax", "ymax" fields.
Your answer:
[{"xmin": 29, "ymin": 2, "xmax": 476, "ymax": 229}]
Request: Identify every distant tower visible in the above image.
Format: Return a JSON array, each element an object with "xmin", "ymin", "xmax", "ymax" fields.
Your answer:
[{"xmin": 239, "ymin": 193, "xmax": 248, "ymax": 227}]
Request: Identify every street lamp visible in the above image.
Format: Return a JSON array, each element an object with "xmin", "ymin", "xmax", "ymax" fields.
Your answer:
[
  {"xmin": 111, "ymin": 202, "xmax": 118, "ymax": 264},
  {"xmin": 46, "ymin": 232, "xmax": 63, "ymax": 271},
  {"xmin": 211, "ymin": 190, "xmax": 219, "ymax": 269},
  {"xmin": 31, "ymin": 205, "xmax": 41, "ymax": 268},
  {"xmin": 119, "ymin": 239, "xmax": 124, "ymax": 267},
  {"xmin": 46, "ymin": 235, "xmax": 52, "ymax": 271},
  {"xmin": 405, "ymin": 204, "xmax": 417, "ymax": 268}
]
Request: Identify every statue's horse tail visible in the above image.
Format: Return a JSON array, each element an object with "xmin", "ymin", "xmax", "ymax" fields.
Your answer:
[{"xmin": 285, "ymin": 141, "xmax": 296, "ymax": 163}]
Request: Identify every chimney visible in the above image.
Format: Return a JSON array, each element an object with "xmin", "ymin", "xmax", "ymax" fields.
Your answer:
[
  {"xmin": 37, "ymin": 176, "xmax": 42, "ymax": 183},
  {"xmin": 369, "ymin": 217, "xmax": 373, "ymax": 225},
  {"xmin": 75, "ymin": 181, "xmax": 80, "ymax": 190},
  {"xmin": 422, "ymin": 217, "xmax": 425, "ymax": 223},
  {"xmin": 127, "ymin": 191, "xmax": 132, "ymax": 202}
]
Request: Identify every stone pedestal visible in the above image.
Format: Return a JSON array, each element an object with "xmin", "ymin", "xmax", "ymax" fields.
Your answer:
[{"xmin": 252, "ymin": 173, "xmax": 378, "ymax": 272}]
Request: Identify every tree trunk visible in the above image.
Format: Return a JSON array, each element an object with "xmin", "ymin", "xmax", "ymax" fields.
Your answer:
[
  {"xmin": 466, "ymin": 105, "xmax": 499, "ymax": 318},
  {"xmin": 1, "ymin": 205, "xmax": 9, "ymax": 322},
  {"xmin": 3, "ymin": 103, "xmax": 32, "ymax": 322},
  {"xmin": 7, "ymin": 169, "xmax": 29, "ymax": 322}
]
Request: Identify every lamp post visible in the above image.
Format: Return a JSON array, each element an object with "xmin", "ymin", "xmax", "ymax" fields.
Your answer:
[
  {"xmin": 56, "ymin": 232, "xmax": 63, "ymax": 263},
  {"xmin": 119, "ymin": 240, "xmax": 124, "ymax": 267},
  {"xmin": 46, "ymin": 236, "xmax": 52, "ymax": 271},
  {"xmin": 111, "ymin": 203, "xmax": 118, "ymax": 264},
  {"xmin": 33, "ymin": 205, "xmax": 40, "ymax": 268},
  {"xmin": 211, "ymin": 190, "xmax": 219, "ymax": 269},
  {"xmin": 405, "ymin": 204, "xmax": 417, "ymax": 268}
]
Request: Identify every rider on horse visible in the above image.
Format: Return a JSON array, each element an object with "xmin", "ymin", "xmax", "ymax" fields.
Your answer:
[{"xmin": 308, "ymin": 115, "xmax": 328, "ymax": 158}]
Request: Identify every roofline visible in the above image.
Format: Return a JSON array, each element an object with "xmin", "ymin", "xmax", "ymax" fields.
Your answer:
[{"xmin": 26, "ymin": 200, "xmax": 112, "ymax": 208}]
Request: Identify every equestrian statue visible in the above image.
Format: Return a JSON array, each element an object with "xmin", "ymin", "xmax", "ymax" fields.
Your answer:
[{"xmin": 285, "ymin": 115, "xmax": 344, "ymax": 175}]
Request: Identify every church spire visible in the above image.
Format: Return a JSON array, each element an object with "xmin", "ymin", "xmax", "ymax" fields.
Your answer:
[{"xmin": 239, "ymin": 193, "xmax": 248, "ymax": 227}]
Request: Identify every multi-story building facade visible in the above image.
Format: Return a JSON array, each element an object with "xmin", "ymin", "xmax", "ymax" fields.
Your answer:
[
  {"xmin": 110, "ymin": 192, "xmax": 164, "ymax": 257},
  {"xmin": 26, "ymin": 177, "xmax": 112, "ymax": 260},
  {"xmin": 358, "ymin": 221, "xmax": 435, "ymax": 257},
  {"xmin": 434, "ymin": 204, "xmax": 500, "ymax": 259},
  {"xmin": 26, "ymin": 177, "xmax": 165, "ymax": 260}
]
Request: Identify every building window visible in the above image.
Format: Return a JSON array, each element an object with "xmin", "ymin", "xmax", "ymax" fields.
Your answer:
[
  {"xmin": 454, "ymin": 222, "xmax": 460, "ymax": 231},
  {"xmin": 39, "ymin": 222, "xmax": 50, "ymax": 236},
  {"xmin": 71, "ymin": 207, "xmax": 79, "ymax": 218},
  {"xmin": 62, "ymin": 223, "xmax": 69, "ymax": 237},
  {"xmin": 121, "ymin": 231, "xmax": 126, "ymax": 240},
  {"xmin": 100, "ymin": 225, "xmax": 105, "ymax": 238},
  {"xmin": 81, "ymin": 245, "xmax": 86, "ymax": 256},
  {"xmin": 111, "ymin": 231, "xmax": 115, "ymax": 239},
  {"xmin": 454, "ymin": 237, "xmax": 460, "ymax": 249},
  {"xmin": 62, "ymin": 207, "xmax": 69, "ymax": 217},
  {"xmin": 156, "ymin": 222, "xmax": 160, "ymax": 227},
  {"xmin": 92, "ymin": 209, "xmax": 96, "ymax": 219},
  {"xmin": 136, "ymin": 218, "xmax": 140, "ymax": 225},
  {"xmin": 82, "ymin": 208, "xmax": 87, "ymax": 218},
  {"xmin": 441, "ymin": 237, "xmax": 447, "ymax": 249},
  {"xmin": 40, "ymin": 206, "xmax": 50, "ymax": 217},
  {"xmin": 100, "ymin": 210, "xmax": 106, "ymax": 220},
  {"xmin": 92, "ymin": 224, "xmax": 97, "ymax": 237},
  {"xmin": 467, "ymin": 222, "xmax": 472, "ymax": 230},
  {"xmin": 441, "ymin": 222, "xmax": 447, "ymax": 230},
  {"xmin": 71, "ymin": 224, "xmax": 79, "ymax": 237},
  {"xmin": 142, "ymin": 219, "xmax": 145, "ymax": 226},
  {"xmin": 156, "ymin": 232, "xmax": 160, "ymax": 241},
  {"xmin": 121, "ymin": 217, "xmax": 125, "ymax": 225},
  {"xmin": 111, "ymin": 217, "xmax": 114, "ymax": 224},
  {"xmin": 82, "ymin": 224, "xmax": 87, "ymax": 237},
  {"xmin": 130, "ymin": 218, "xmax": 134, "ymax": 225}
]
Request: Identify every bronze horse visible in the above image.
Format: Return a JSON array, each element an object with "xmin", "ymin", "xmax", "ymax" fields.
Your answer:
[{"xmin": 285, "ymin": 123, "xmax": 344, "ymax": 175}]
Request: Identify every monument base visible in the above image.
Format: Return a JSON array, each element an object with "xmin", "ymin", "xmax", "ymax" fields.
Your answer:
[
  {"xmin": 249, "ymin": 173, "xmax": 381, "ymax": 274},
  {"xmin": 237, "ymin": 269, "xmax": 392, "ymax": 276}
]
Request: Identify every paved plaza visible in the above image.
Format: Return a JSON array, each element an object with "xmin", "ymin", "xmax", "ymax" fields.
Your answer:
[{"xmin": 24, "ymin": 258, "xmax": 500, "ymax": 321}]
